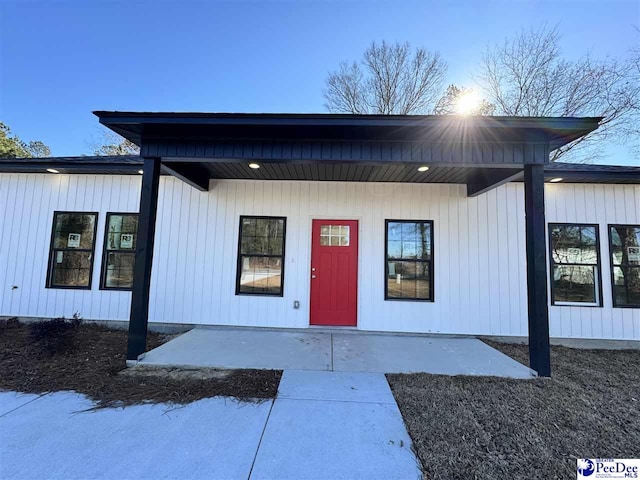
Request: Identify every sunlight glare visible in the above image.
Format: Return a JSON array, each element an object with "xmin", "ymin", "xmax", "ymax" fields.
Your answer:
[{"xmin": 455, "ymin": 90, "xmax": 481, "ymax": 116}]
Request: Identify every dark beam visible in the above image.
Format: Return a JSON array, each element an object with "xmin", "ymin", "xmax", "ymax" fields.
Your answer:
[
  {"xmin": 162, "ymin": 162, "xmax": 210, "ymax": 191},
  {"xmin": 524, "ymin": 164, "xmax": 551, "ymax": 377},
  {"xmin": 127, "ymin": 157, "xmax": 161, "ymax": 361},
  {"xmin": 466, "ymin": 168, "xmax": 523, "ymax": 197}
]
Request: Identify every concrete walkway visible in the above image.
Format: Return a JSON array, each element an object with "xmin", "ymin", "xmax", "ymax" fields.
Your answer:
[
  {"xmin": 0, "ymin": 371, "xmax": 422, "ymax": 479},
  {"xmin": 140, "ymin": 327, "xmax": 534, "ymax": 378}
]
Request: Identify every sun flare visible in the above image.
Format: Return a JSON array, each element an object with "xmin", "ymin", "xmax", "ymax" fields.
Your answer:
[{"xmin": 455, "ymin": 90, "xmax": 481, "ymax": 116}]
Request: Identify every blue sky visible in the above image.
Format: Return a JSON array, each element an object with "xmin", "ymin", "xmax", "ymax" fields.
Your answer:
[{"xmin": 1, "ymin": 0, "xmax": 638, "ymax": 165}]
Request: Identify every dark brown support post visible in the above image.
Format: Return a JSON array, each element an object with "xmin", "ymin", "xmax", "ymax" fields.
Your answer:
[
  {"xmin": 127, "ymin": 157, "xmax": 161, "ymax": 361},
  {"xmin": 524, "ymin": 164, "xmax": 551, "ymax": 377}
]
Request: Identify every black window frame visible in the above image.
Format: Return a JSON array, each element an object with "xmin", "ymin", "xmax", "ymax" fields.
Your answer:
[
  {"xmin": 46, "ymin": 211, "xmax": 99, "ymax": 290},
  {"xmin": 608, "ymin": 224, "xmax": 640, "ymax": 308},
  {"xmin": 548, "ymin": 222, "xmax": 603, "ymax": 307},
  {"xmin": 384, "ymin": 219, "xmax": 434, "ymax": 302},
  {"xmin": 99, "ymin": 212, "xmax": 139, "ymax": 291},
  {"xmin": 235, "ymin": 215, "xmax": 287, "ymax": 297}
]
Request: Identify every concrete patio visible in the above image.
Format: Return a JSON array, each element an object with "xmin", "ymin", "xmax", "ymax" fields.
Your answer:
[{"xmin": 139, "ymin": 327, "xmax": 534, "ymax": 378}]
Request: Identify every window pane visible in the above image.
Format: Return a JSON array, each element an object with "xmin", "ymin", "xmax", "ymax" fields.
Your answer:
[
  {"xmin": 53, "ymin": 213, "xmax": 96, "ymax": 249},
  {"xmin": 414, "ymin": 224, "xmax": 431, "ymax": 260},
  {"xmin": 238, "ymin": 256, "xmax": 282, "ymax": 294},
  {"xmin": 388, "ymin": 222, "xmax": 402, "ymax": 241},
  {"xmin": 104, "ymin": 252, "xmax": 135, "ymax": 288},
  {"xmin": 106, "ymin": 214, "xmax": 138, "ymax": 251},
  {"xmin": 242, "ymin": 235, "xmax": 266, "ymax": 255},
  {"xmin": 319, "ymin": 225, "xmax": 350, "ymax": 247},
  {"xmin": 610, "ymin": 226, "xmax": 640, "ymax": 266},
  {"xmin": 50, "ymin": 250, "xmax": 92, "ymax": 287},
  {"xmin": 387, "ymin": 261, "xmax": 430, "ymax": 300},
  {"xmin": 552, "ymin": 245, "xmax": 598, "ymax": 264},
  {"xmin": 613, "ymin": 266, "xmax": 640, "ymax": 306},
  {"xmin": 387, "ymin": 222, "xmax": 431, "ymax": 260},
  {"xmin": 401, "ymin": 241, "xmax": 417, "ymax": 258},
  {"xmin": 551, "ymin": 225, "xmax": 598, "ymax": 265},
  {"xmin": 241, "ymin": 218, "xmax": 283, "ymax": 255},
  {"xmin": 268, "ymin": 237, "xmax": 283, "ymax": 256},
  {"xmin": 552, "ymin": 265, "xmax": 597, "ymax": 303},
  {"xmin": 242, "ymin": 217, "xmax": 256, "ymax": 237},
  {"xmin": 401, "ymin": 222, "xmax": 418, "ymax": 242},
  {"xmin": 388, "ymin": 240, "xmax": 402, "ymax": 259}
]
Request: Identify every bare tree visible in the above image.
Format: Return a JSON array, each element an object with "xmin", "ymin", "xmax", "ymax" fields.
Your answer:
[
  {"xmin": 477, "ymin": 26, "xmax": 639, "ymax": 162},
  {"xmin": 433, "ymin": 85, "xmax": 496, "ymax": 115},
  {"xmin": 621, "ymin": 29, "xmax": 640, "ymax": 158},
  {"xmin": 89, "ymin": 128, "xmax": 140, "ymax": 156},
  {"xmin": 324, "ymin": 41, "xmax": 447, "ymax": 114}
]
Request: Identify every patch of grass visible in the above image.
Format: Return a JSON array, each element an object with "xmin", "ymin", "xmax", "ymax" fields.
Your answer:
[
  {"xmin": 387, "ymin": 343, "xmax": 640, "ymax": 480},
  {"xmin": 0, "ymin": 319, "xmax": 281, "ymax": 409}
]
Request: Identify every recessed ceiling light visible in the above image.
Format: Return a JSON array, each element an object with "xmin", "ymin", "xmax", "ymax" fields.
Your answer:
[
  {"xmin": 137, "ymin": 170, "xmax": 144, "ymax": 174},
  {"xmin": 417, "ymin": 166, "xmax": 429, "ymax": 172},
  {"xmin": 249, "ymin": 163, "xmax": 261, "ymax": 169},
  {"xmin": 46, "ymin": 168, "xmax": 60, "ymax": 174},
  {"xmin": 549, "ymin": 177, "xmax": 563, "ymax": 183}
]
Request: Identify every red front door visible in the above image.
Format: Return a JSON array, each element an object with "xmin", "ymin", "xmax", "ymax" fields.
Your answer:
[{"xmin": 310, "ymin": 219, "xmax": 358, "ymax": 326}]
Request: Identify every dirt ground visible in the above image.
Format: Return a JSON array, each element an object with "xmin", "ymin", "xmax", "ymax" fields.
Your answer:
[
  {"xmin": 0, "ymin": 318, "xmax": 281, "ymax": 409},
  {"xmin": 387, "ymin": 342, "xmax": 640, "ymax": 480}
]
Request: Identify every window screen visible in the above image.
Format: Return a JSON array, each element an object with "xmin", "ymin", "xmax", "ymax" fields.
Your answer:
[{"xmin": 47, "ymin": 212, "xmax": 98, "ymax": 289}]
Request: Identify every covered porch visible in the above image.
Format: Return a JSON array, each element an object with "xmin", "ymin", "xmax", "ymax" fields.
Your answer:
[
  {"xmin": 138, "ymin": 326, "xmax": 534, "ymax": 378},
  {"xmin": 96, "ymin": 112, "xmax": 603, "ymax": 377}
]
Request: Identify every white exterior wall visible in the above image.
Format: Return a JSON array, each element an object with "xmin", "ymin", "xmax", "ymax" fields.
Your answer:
[{"xmin": 0, "ymin": 173, "xmax": 638, "ymax": 340}]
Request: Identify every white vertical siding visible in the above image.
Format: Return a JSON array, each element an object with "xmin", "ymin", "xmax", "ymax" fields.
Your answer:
[
  {"xmin": 0, "ymin": 174, "xmax": 141, "ymax": 321},
  {"xmin": 1, "ymin": 173, "xmax": 638, "ymax": 340},
  {"xmin": 546, "ymin": 183, "xmax": 640, "ymax": 340}
]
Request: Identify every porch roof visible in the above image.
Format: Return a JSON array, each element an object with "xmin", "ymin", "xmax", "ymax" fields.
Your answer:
[
  {"xmin": 94, "ymin": 111, "xmax": 600, "ymax": 151},
  {"xmin": 89, "ymin": 112, "xmax": 606, "ymax": 194}
]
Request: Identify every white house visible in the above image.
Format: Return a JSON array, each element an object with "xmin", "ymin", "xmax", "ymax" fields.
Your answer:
[{"xmin": 1, "ymin": 112, "xmax": 638, "ymax": 376}]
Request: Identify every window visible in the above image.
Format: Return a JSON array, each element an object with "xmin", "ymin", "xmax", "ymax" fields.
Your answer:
[
  {"xmin": 320, "ymin": 225, "xmax": 350, "ymax": 246},
  {"xmin": 46, "ymin": 212, "xmax": 98, "ymax": 289},
  {"xmin": 236, "ymin": 216, "xmax": 286, "ymax": 296},
  {"xmin": 549, "ymin": 224, "xmax": 602, "ymax": 306},
  {"xmin": 609, "ymin": 225, "xmax": 640, "ymax": 307},
  {"xmin": 100, "ymin": 213, "xmax": 139, "ymax": 290},
  {"xmin": 385, "ymin": 220, "xmax": 433, "ymax": 301}
]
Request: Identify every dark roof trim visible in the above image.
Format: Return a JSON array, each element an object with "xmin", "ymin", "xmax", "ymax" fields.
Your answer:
[
  {"xmin": 95, "ymin": 111, "xmax": 602, "ymax": 152},
  {"xmin": 0, "ymin": 155, "xmax": 141, "ymax": 165},
  {"xmin": 94, "ymin": 111, "xmax": 601, "ymax": 129},
  {"xmin": 0, "ymin": 155, "xmax": 142, "ymax": 175},
  {"xmin": 544, "ymin": 162, "xmax": 640, "ymax": 183},
  {"xmin": 1, "ymin": 156, "xmax": 637, "ymax": 184}
]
